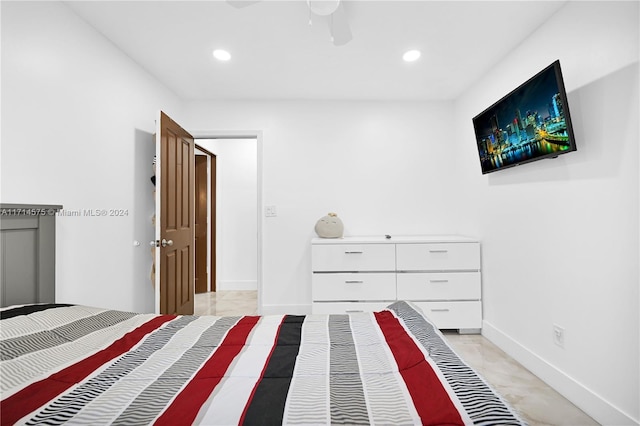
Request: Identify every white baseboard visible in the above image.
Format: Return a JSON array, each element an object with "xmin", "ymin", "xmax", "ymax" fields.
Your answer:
[
  {"xmin": 216, "ymin": 280, "xmax": 257, "ymax": 291},
  {"xmin": 260, "ymin": 304, "xmax": 310, "ymax": 316},
  {"xmin": 482, "ymin": 320, "xmax": 638, "ymax": 426}
]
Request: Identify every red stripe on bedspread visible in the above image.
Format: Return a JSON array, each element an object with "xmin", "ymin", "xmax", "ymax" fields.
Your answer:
[
  {"xmin": 0, "ymin": 315, "xmax": 176, "ymax": 426},
  {"xmin": 154, "ymin": 315, "xmax": 260, "ymax": 426},
  {"xmin": 374, "ymin": 311, "xmax": 464, "ymax": 426},
  {"xmin": 237, "ymin": 315, "xmax": 285, "ymax": 425}
]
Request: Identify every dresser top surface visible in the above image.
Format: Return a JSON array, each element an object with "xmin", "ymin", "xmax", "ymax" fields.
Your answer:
[
  {"xmin": 311, "ymin": 235, "xmax": 479, "ymax": 245},
  {"xmin": 1, "ymin": 203, "xmax": 63, "ymax": 211}
]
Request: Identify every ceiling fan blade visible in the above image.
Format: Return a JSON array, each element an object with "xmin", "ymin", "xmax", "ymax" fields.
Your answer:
[
  {"xmin": 308, "ymin": 0, "xmax": 340, "ymax": 16},
  {"xmin": 226, "ymin": 0, "xmax": 262, "ymax": 9},
  {"xmin": 329, "ymin": 3, "xmax": 352, "ymax": 46}
]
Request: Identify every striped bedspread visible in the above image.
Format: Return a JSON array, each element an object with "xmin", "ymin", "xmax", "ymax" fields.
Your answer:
[{"xmin": 0, "ymin": 301, "xmax": 525, "ymax": 425}]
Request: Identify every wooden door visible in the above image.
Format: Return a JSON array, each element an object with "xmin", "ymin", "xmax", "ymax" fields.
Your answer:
[
  {"xmin": 156, "ymin": 111, "xmax": 195, "ymax": 315},
  {"xmin": 210, "ymin": 153, "xmax": 216, "ymax": 292},
  {"xmin": 195, "ymin": 155, "xmax": 208, "ymax": 294}
]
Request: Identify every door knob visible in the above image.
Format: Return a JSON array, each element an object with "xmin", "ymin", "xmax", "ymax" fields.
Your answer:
[{"xmin": 161, "ymin": 239, "xmax": 174, "ymax": 247}]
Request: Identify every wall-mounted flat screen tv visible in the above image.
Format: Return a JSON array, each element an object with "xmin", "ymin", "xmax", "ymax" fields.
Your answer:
[{"xmin": 472, "ymin": 60, "xmax": 576, "ymax": 174}]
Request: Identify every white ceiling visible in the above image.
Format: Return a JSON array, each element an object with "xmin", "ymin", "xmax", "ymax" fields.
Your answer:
[{"xmin": 64, "ymin": 0, "xmax": 567, "ymax": 101}]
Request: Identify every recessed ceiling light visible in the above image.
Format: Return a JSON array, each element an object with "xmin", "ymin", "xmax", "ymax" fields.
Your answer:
[
  {"xmin": 213, "ymin": 49, "xmax": 231, "ymax": 61},
  {"xmin": 403, "ymin": 49, "xmax": 421, "ymax": 62}
]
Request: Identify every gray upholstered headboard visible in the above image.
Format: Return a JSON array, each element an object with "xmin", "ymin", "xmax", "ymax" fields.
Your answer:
[{"xmin": 0, "ymin": 203, "xmax": 62, "ymax": 307}]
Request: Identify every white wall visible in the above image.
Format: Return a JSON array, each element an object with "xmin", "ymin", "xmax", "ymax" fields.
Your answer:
[
  {"xmin": 1, "ymin": 1, "xmax": 183, "ymax": 313},
  {"xmin": 453, "ymin": 2, "xmax": 639, "ymax": 424},
  {"xmin": 197, "ymin": 139, "xmax": 258, "ymax": 291},
  {"xmin": 183, "ymin": 100, "xmax": 457, "ymax": 312},
  {"xmin": 2, "ymin": 1, "xmax": 637, "ymax": 423}
]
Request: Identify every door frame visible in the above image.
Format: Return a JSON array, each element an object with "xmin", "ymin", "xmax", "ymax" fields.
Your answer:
[
  {"xmin": 194, "ymin": 144, "xmax": 216, "ymax": 293},
  {"xmin": 192, "ymin": 130, "xmax": 263, "ymax": 315}
]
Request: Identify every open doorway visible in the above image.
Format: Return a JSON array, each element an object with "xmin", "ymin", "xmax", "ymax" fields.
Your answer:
[
  {"xmin": 194, "ymin": 137, "xmax": 259, "ymax": 315},
  {"xmin": 194, "ymin": 146, "xmax": 216, "ymax": 294}
]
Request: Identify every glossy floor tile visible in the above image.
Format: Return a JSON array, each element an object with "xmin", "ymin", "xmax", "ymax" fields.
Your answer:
[
  {"xmin": 194, "ymin": 290, "xmax": 257, "ymax": 316},
  {"xmin": 194, "ymin": 292, "xmax": 598, "ymax": 426},
  {"xmin": 443, "ymin": 332, "xmax": 598, "ymax": 426}
]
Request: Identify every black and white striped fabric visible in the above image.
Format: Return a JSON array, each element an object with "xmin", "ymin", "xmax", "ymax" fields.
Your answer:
[{"xmin": 0, "ymin": 302, "xmax": 527, "ymax": 425}]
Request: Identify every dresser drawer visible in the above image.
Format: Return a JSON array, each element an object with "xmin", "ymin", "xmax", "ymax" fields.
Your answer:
[
  {"xmin": 312, "ymin": 244, "xmax": 396, "ymax": 272},
  {"xmin": 397, "ymin": 272, "xmax": 480, "ymax": 300},
  {"xmin": 414, "ymin": 301, "xmax": 482, "ymax": 329},
  {"xmin": 396, "ymin": 242, "xmax": 480, "ymax": 271},
  {"xmin": 311, "ymin": 302, "xmax": 391, "ymax": 315},
  {"xmin": 312, "ymin": 273, "xmax": 396, "ymax": 301}
]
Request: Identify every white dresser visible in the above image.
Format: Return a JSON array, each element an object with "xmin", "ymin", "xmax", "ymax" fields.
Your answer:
[{"xmin": 311, "ymin": 235, "xmax": 482, "ymax": 333}]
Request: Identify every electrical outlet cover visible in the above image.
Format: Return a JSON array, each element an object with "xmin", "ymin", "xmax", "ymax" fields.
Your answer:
[{"xmin": 553, "ymin": 325, "xmax": 565, "ymax": 348}]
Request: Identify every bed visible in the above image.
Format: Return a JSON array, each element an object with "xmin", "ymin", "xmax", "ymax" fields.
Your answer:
[{"xmin": 0, "ymin": 301, "xmax": 526, "ymax": 425}]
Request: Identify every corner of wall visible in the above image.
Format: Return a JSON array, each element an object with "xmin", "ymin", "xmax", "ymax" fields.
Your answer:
[{"xmin": 482, "ymin": 320, "xmax": 639, "ymax": 426}]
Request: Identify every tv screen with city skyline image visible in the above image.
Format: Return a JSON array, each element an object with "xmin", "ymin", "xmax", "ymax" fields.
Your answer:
[{"xmin": 472, "ymin": 60, "xmax": 577, "ymax": 174}]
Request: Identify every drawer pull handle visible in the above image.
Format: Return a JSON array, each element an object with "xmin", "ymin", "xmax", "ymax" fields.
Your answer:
[
  {"xmin": 429, "ymin": 249, "xmax": 448, "ymax": 253},
  {"xmin": 345, "ymin": 280, "xmax": 364, "ymax": 284},
  {"xmin": 430, "ymin": 279, "xmax": 449, "ymax": 283},
  {"xmin": 346, "ymin": 310, "xmax": 364, "ymax": 313},
  {"xmin": 344, "ymin": 251, "xmax": 363, "ymax": 254},
  {"xmin": 430, "ymin": 308, "xmax": 450, "ymax": 312}
]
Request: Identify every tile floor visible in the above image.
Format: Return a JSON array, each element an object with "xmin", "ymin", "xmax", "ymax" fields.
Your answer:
[
  {"xmin": 443, "ymin": 332, "xmax": 598, "ymax": 426},
  {"xmin": 194, "ymin": 291, "xmax": 598, "ymax": 426},
  {"xmin": 194, "ymin": 290, "xmax": 258, "ymax": 316}
]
